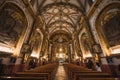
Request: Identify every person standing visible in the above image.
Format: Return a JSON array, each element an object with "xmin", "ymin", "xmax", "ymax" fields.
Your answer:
[
  {"xmin": 96, "ymin": 62, "xmax": 102, "ymax": 72},
  {"xmin": 87, "ymin": 59, "xmax": 94, "ymax": 70}
]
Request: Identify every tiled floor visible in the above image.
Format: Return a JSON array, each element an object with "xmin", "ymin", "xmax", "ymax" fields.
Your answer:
[{"xmin": 55, "ymin": 64, "xmax": 68, "ymax": 80}]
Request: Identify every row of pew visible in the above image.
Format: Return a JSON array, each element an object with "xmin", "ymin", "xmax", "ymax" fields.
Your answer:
[
  {"xmin": 63, "ymin": 63, "xmax": 120, "ymax": 80},
  {"xmin": 0, "ymin": 63, "xmax": 58, "ymax": 80}
]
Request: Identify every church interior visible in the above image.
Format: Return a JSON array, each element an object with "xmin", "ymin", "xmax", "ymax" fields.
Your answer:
[{"xmin": 0, "ymin": 0, "xmax": 120, "ymax": 80}]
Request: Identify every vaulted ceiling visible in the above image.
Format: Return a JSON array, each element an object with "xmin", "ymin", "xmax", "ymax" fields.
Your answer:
[{"xmin": 38, "ymin": 0, "xmax": 85, "ymax": 42}]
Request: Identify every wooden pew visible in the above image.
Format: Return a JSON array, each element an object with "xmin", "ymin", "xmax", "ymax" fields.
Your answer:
[
  {"xmin": 15, "ymin": 63, "xmax": 58, "ymax": 80},
  {"xmin": 0, "ymin": 76, "xmax": 47, "ymax": 80},
  {"xmin": 73, "ymin": 73, "xmax": 111, "ymax": 80},
  {"xmin": 26, "ymin": 69, "xmax": 55, "ymax": 80},
  {"xmin": 15, "ymin": 72, "xmax": 50, "ymax": 80},
  {"xmin": 63, "ymin": 63, "xmax": 100, "ymax": 79},
  {"xmin": 70, "ymin": 70, "xmax": 103, "ymax": 80},
  {"xmin": 0, "ymin": 63, "xmax": 58, "ymax": 80},
  {"xmin": 63, "ymin": 63, "xmax": 113, "ymax": 80},
  {"xmin": 78, "ymin": 78, "xmax": 120, "ymax": 80}
]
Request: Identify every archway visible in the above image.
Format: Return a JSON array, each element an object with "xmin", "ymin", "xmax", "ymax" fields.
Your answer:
[{"xmin": 95, "ymin": 3, "xmax": 120, "ymax": 56}]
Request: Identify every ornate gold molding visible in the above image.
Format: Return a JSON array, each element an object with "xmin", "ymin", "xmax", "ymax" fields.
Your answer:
[{"xmin": 22, "ymin": 0, "xmax": 36, "ymax": 18}]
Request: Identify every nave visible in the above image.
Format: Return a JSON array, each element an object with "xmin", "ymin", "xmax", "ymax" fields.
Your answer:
[
  {"xmin": 0, "ymin": 0, "xmax": 120, "ymax": 80},
  {"xmin": 55, "ymin": 64, "xmax": 67, "ymax": 80},
  {"xmin": 0, "ymin": 63, "xmax": 120, "ymax": 80}
]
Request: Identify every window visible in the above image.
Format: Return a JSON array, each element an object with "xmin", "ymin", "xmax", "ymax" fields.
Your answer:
[
  {"xmin": 92, "ymin": 0, "xmax": 94, "ymax": 2},
  {"xmin": 88, "ymin": 0, "xmax": 94, "ymax": 6}
]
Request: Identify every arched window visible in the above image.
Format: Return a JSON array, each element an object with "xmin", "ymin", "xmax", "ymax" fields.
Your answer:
[{"xmin": 92, "ymin": 0, "xmax": 94, "ymax": 2}]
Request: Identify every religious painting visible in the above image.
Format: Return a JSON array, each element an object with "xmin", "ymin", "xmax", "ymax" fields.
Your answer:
[
  {"xmin": 0, "ymin": 3, "xmax": 26, "ymax": 47},
  {"xmin": 102, "ymin": 14, "xmax": 120, "ymax": 47}
]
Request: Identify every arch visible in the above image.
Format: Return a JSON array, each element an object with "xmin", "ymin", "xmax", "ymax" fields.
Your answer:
[
  {"xmin": 29, "ymin": 16, "xmax": 44, "ymax": 59},
  {"xmin": 95, "ymin": 2, "xmax": 120, "ymax": 55},
  {"xmin": 49, "ymin": 30, "xmax": 72, "ymax": 42},
  {"xmin": 0, "ymin": 2, "xmax": 28, "ymax": 48}
]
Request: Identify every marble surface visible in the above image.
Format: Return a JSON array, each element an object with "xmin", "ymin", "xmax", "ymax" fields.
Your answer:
[{"xmin": 55, "ymin": 65, "xmax": 68, "ymax": 80}]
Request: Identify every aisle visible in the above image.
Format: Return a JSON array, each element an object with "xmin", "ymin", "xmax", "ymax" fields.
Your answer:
[{"xmin": 55, "ymin": 64, "xmax": 68, "ymax": 80}]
